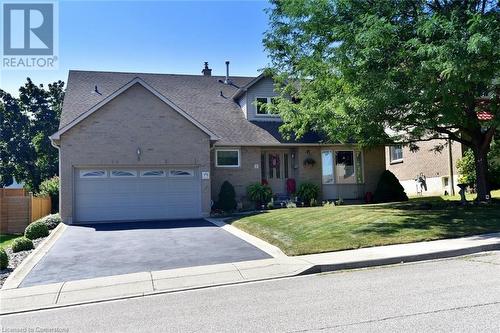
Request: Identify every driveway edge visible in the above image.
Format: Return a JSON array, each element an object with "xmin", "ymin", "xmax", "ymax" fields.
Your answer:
[
  {"xmin": 2, "ymin": 223, "xmax": 67, "ymax": 290},
  {"xmin": 205, "ymin": 218, "xmax": 287, "ymax": 258}
]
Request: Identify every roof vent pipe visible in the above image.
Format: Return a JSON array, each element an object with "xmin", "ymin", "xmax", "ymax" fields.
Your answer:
[{"xmin": 224, "ymin": 61, "xmax": 231, "ymax": 84}]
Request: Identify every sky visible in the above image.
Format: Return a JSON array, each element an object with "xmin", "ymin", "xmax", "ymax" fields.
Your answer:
[{"xmin": 0, "ymin": 0, "xmax": 271, "ymax": 95}]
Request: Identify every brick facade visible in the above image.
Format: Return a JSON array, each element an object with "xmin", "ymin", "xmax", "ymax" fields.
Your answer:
[
  {"xmin": 58, "ymin": 83, "xmax": 212, "ymax": 223},
  {"xmin": 386, "ymin": 139, "xmax": 463, "ymax": 195}
]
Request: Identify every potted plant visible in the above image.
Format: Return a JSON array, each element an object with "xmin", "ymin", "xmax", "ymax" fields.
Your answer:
[{"xmin": 247, "ymin": 183, "xmax": 273, "ymax": 209}]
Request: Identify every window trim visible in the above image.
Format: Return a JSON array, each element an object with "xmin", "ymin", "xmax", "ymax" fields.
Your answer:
[
  {"xmin": 254, "ymin": 96, "xmax": 280, "ymax": 117},
  {"xmin": 215, "ymin": 149, "xmax": 241, "ymax": 168},
  {"xmin": 355, "ymin": 150, "xmax": 364, "ymax": 184},
  {"xmin": 389, "ymin": 145, "xmax": 404, "ymax": 164}
]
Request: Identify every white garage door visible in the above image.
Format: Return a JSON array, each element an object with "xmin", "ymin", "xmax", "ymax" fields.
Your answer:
[{"xmin": 75, "ymin": 167, "xmax": 201, "ymax": 222}]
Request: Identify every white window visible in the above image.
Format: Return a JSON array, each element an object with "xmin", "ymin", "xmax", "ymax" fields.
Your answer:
[
  {"xmin": 110, "ymin": 170, "xmax": 137, "ymax": 177},
  {"xmin": 168, "ymin": 169, "xmax": 194, "ymax": 177},
  {"xmin": 215, "ymin": 149, "xmax": 240, "ymax": 167},
  {"xmin": 322, "ymin": 150, "xmax": 363, "ymax": 185},
  {"xmin": 321, "ymin": 151, "xmax": 334, "ymax": 184},
  {"xmin": 79, "ymin": 170, "xmax": 107, "ymax": 178},
  {"xmin": 390, "ymin": 145, "xmax": 403, "ymax": 163},
  {"xmin": 335, "ymin": 151, "xmax": 356, "ymax": 184},
  {"xmin": 255, "ymin": 97, "xmax": 278, "ymax": 116},
  {"xmin": 140, "ymin": 170, "xmax": 165, "ymax": 177}
]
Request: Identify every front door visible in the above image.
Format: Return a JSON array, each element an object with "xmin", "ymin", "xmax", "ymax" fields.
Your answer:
[{"xmin": 261, "ymin": 150, "xmax": 291, "ymax": 194}]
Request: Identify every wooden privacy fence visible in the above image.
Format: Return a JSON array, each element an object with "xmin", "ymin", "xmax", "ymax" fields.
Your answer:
[{"xmin": 0, "ymin": 189, "xmax": 52, "ymax": 234}]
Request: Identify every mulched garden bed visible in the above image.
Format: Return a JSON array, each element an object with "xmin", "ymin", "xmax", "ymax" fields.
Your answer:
[{"xmin": 0, "ymin": 236, "xmax": 48, "ymax": 288}]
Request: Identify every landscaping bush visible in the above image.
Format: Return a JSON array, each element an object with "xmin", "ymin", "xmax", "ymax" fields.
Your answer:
[
  {"xmin": 37, "ymin": 214, "xmax": 61, "ymax": 230},
  {"xmin": 457, "ymin": 147, "xmax": 500, "ymax": 190},
  {"xmin": 0, "ymin": 248, "xmax": 8, "ymax": 269},
  {"xmin": 296, "ymin": 183, "xmax": 320, "ymax": 206},
  {"xmin": 247, "ymin": 183, "xmax": 273, "ymax": 207},
  {"xmin": 216, "ymin": 181, "xmax": 237, "ymax": 212},
  {"xmin": 37, "ymin": 176, "xmax": 59, "ymax": 213},
  {"xmin": 373, "ymin": 170, "xmax": 409, "ymax": 203},
  {"xmin": 25, "ymin": 221, "xmax": 49, "ymax": 240},
  {"xmin": 11, "ymin": 237, "xmax": 34, "ymax": 253}
]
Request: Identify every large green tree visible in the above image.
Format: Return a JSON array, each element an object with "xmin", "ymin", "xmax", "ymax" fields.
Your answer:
[
  {"xmin": 264, "ymin": 0, "xmax": 499, "ymax": 201},
  {"xmin": 0, "ymin": 78, "xmax": 64, "ymax": 191}
]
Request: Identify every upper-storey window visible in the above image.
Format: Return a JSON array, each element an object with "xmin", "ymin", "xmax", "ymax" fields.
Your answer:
[
  {"xmin": 390, "ymin": 145, "xmax": 403, "ymax": 163},
  {"xmin": 255, "ymin": 97, "xmax": 278, "ymax": 116}
]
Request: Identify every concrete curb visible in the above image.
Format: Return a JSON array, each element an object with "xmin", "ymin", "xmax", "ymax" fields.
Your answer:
[
  {"xmin": 300, "ymin": 243, "xmax": 500, "ymax": 275},
  {"xmin": 1, "ymin": 232, "xmax": 499, "ymax": 315},
  {"xmin": 2, "ymin": 223, "xmax": 67, "ymax": 290},
  {"xmin": 299, "ymin": 233, "xmax": 500, "ymax": 274},
  {"xmin": 205, "ymin": 218, "xmax": 287, "ymax": 258}
]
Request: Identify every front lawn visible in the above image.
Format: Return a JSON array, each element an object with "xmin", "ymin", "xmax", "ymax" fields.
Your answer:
[
  {"xmin": 230, "ymin": 190, "xmax": 500, "ymax": 256},
  {"xmin": 0, "ymin": 234, "xmax": 22, "ymax": 250}
]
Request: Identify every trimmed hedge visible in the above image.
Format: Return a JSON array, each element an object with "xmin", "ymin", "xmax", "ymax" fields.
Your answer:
[
  {"xmin": 37, "ymin": 214, "xmax": 61, "ymax": 230},
  {"xmin": 25, "ymin": 221, "xmax": 49, "ymax": 240},
  {"xmin": 373, "ymin": 170, "xmax": 409, "ymax": 203},
  {"xmin": 11, "ymin": 237, "xmax": 34, "ymax": 253},
  {"xmin": 0, "ymin": 248, "xmax": 8, "ymax": 269},
  {"xmin": 216, "ymin": 181, "xmax": 237, "ymax": 212}
]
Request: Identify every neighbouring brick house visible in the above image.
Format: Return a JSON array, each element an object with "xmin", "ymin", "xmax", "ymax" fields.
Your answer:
[
  {"xmin": 386, "ymin": 139, "xmax": 464, "ymax": 196},
  {"xmin": 50, "ymin": 63, "xmax": 386, "ymax": 224}
]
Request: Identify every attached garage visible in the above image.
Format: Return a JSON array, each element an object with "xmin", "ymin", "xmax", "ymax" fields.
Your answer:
[{"xmin": 74, "ymin": 167, "xmax": 201, "ymax": 222}]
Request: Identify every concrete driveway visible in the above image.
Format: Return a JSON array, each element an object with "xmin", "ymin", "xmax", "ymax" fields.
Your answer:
[{"xmin": 20, "ymin": 219, "xmax": 270, "ymax": 287}]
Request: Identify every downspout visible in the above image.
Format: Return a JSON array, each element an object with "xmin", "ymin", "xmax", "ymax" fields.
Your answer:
[
  {"xmin": 50, "ymin": 136, "xmax": 62, "ymax": 218},
  {"xmin": 447, "ymin": 137, "xmax": 455, "ymax": 196}
]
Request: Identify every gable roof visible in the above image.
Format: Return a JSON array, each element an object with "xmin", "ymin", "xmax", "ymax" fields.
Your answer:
[
  {"xmin": 51, "ymin": 77, "xmax": 219, "ymax": 141},
  {"xmin": 231, "ymin": 73, "xmax": 266, "ymax": 100},
  {"xmin": 56, "ymin": 70, "xmax": 323, "ymax": 146}
]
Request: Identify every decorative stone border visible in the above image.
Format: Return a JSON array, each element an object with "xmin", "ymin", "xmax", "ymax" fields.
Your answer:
[{"xmin": 2, "ymin": 222, "xmax": 67, "ymax": 290}]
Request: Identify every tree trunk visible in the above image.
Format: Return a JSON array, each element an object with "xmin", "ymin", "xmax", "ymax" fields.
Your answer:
[{"xmin": 472, "ymin": 148, "xmax": 491, "ymax": 202}]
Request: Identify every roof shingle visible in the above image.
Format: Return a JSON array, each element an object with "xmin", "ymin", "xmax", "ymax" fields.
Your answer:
[{"xmin": 60, "ymin": 70, "xmax": 320, "ymax": 146}]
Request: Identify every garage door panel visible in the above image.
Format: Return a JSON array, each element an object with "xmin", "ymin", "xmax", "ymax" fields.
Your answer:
[{"xmin": 75, "ymin": 167, "xmax": 201, "ymax": 222}]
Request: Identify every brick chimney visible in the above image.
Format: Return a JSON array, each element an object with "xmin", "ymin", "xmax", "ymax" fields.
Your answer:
[{"xmin": 202, "ymin": 62, "xmax": 212, "ymax": 76}]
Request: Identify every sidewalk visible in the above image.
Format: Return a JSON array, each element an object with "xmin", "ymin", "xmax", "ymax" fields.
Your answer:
[{"xmin": 1, "ymin": 231, "xmax": 499, "ymax": 315}]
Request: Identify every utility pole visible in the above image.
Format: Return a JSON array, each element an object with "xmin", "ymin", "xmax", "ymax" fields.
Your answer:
[{"xmin": 448, "ymin": 137, "xmax": 455, "ymax": 196}]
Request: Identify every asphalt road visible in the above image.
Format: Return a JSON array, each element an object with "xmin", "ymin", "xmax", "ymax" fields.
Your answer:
[{"xmin": 2, "ymin": 252, "xmax": 499, "ymax": 332}]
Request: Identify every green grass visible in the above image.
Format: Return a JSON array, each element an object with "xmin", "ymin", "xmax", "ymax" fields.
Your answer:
[
  {"xmin": 0, "ymin": 234, "xmax": 23, "ymax": 250},
  {"xmin": 230, "ymin": 190, "xmax": 500, "ymax": 256}
]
